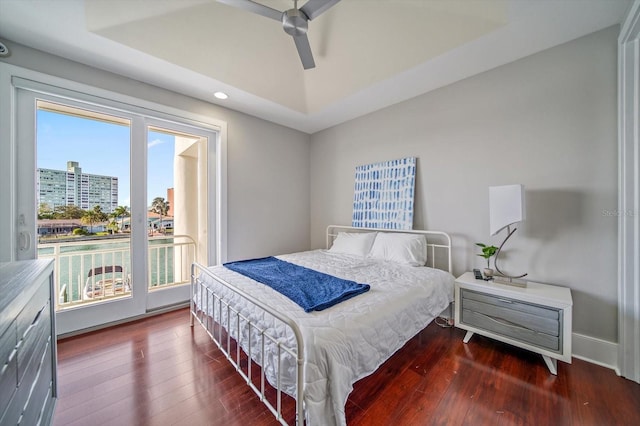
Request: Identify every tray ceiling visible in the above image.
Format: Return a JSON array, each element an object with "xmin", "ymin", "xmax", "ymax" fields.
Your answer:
[{"xmin": 0, "ymin": 0, "xmax": 630, "ymax": 133}]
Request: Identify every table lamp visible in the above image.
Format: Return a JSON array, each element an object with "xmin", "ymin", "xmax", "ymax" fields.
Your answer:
[{"xmin": 489, "ymin": 184, "xmax": 528, "ymax": 286}]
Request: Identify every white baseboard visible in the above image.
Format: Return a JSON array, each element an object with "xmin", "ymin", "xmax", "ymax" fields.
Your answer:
[
  {"xmin": 57, "ymin": 302, "xmax": 189, "ymax": 340},
  {"xmin": 572, "ymin": 332, "xmax": 620, "ymax": 375}
]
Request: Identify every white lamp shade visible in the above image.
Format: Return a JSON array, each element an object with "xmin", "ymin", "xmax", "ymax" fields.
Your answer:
[{"xmin": 489, "ymin": 184, "xmax": 525, "ymax": 236}]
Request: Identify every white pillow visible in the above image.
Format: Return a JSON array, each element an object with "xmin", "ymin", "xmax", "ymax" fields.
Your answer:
[
  {"xmin": 328, "ymin": 232, "xmax": 377, "ymax": 257},
  {"xmin": 368, "ymin": 232, "xmax": 427, "ymax": 266}
]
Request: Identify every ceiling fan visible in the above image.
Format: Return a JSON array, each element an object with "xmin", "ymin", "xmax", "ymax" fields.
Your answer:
[{"xmin": 218, "ymin": 0, "xmax": 341, "ymax": 70}]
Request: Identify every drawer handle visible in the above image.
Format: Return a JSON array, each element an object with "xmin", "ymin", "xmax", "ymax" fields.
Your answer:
[
  {"xmin": 1, "ymin": 348, "xmax": 17, "ymax": 375},
  {"xmin": 496, "ymin": 298, "xmax": 514, "ymax": 304},
  {"xmin": 22, "ymin": 305, "xmax": 46, "ymax": 339},
  {"xmin": 33, "ymin": 306, "xmax": 44, "ymax": 324},
  {"xmin": 482, "ymin": 313, "xmax": 539, "ymax": 334},
  {"xmin": 23, "ymin": 321, "xmax": 37, "ymax": 339}
]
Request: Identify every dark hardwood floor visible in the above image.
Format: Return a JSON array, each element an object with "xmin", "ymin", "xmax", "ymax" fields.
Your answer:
[{"xmin": 53, "ymin": 308, "xmax": 640, "ymax": 426}]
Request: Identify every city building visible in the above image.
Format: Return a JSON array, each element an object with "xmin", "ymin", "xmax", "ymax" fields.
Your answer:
[
  {"xmin": 167, "ymin": 187, "xmax": 174, "ymax": 217},
  {"xmin": 37, "ymin": 161, "xmax": 118, "ymax": 213}
]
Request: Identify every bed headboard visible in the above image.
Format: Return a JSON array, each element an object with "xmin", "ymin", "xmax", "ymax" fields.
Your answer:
[{"xmin": 326, "ymin": 225, "xmax": 452, "ymax": 273}]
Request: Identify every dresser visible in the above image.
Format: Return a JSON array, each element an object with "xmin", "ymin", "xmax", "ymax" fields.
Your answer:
[
  {"xmin": 454, "ymin": 272, "xmax": 572, "ymax": 375},
  {"xmin": 1, "ymin": 259, "xmax": 57, "ymax": 425}
]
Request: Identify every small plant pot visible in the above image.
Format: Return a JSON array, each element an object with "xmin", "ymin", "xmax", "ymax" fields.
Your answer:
[{"xmin": 483, "ymin": 268, "xmax": 494, "ymax": 278}]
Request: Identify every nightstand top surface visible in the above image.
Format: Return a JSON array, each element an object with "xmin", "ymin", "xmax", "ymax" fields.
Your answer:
[{"xmin": 456, "ymin": 271, "xmax": 572, "ymax": 307}]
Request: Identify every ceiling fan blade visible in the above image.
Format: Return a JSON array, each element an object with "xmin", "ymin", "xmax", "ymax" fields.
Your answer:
[
  {"xmin": 217, "ymin": 0, "xmax": 281, "ymax": 21},
  {"xmin": 300, "ymin": 0, "xmax": 341, "ymax": 20},
  {"xmin": 293, "ymin": 34, "xmax": 315, "ymax": 69}
]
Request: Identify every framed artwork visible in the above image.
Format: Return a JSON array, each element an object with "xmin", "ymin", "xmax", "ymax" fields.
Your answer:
[{"xmin": 352, "ymin": 157, "xmax": 416, "ymax": 230}]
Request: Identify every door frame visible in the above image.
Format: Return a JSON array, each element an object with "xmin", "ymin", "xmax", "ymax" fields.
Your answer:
[
  {"xmin": 0, "ymin": 63, "xmax": 227, "ymax": 333},
  {"xmin": 617, "ymin": 0, "xmax": 640, "ymax": 384}
]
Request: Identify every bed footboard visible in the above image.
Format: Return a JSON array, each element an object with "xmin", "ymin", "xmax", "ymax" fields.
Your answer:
[{"xmin": 190, "ymin": 263, "xmax": 305, "ymax": 425}]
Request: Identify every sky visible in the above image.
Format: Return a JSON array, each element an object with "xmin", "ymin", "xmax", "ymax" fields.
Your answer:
[{"xmin": 37, "ymin": 109, "xmax": 175, "ymax": 208}]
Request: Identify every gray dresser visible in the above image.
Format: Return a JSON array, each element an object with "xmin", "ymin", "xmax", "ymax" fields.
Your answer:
[{"xmin": 0, "ymin": 259, "xmax": 57, "ymax": 425}]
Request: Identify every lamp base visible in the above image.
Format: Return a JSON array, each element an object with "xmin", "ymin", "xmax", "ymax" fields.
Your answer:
[{"xmin": 492, "ymin": 276, "xmax": 527, "ymax": 288}]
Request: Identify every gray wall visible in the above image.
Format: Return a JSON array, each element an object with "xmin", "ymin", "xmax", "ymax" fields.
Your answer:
[
  {"xmin": 1, "ymin": 26, "xmax": 620, "ymax": 343},
  {"xmin": 310, "ymin": 26, "xmax": 619, "ymax": 343},
  {"xmin": 0, "ymin": 40, "xmax": 311, "ymax": 263}
]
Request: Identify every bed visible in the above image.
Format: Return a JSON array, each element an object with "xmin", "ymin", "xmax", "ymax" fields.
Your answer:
[{"xmin": 190, "ymin": 225, "xmax": 455, "ymax": 425}]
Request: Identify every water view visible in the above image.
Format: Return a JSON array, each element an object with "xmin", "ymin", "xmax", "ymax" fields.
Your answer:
[
  {"xmin": 35, "ymin": 100, "xmax": 204, "ymax": 313},
  {"xmin": 39, "ymin": 236, "xmax": 193, "ymax": 307}
]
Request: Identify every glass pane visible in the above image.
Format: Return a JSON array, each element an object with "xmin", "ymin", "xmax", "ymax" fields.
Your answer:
[
  {"xmin": 147, "ymin": 126, "xmax": 201, "ymax": 291},
  {"xmin": 36, "ymin": 100, "xmax": 132, "ymax": 309}
]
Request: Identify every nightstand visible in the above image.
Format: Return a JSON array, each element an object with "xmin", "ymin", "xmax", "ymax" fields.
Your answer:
[{"xmin": 454, "ymin": 272, "xmax": 572, "ymax": 375}]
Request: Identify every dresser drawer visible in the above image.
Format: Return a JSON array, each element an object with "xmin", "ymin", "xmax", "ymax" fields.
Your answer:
[
  {"xmin": 16, "ymin": 280, "xmax": 49, "ymax": 339},
  {"xmin": 17, "ymin": 301, "xmax": 50, "ymax": 386},
  {"xmin": 1, "ymin": 321, "xmax": 18, "ymax": 416},
  {"xmin": 0, "ymin": 383, "xmax": 21, "ymax": 426},
  {"xmin": 20, "ymin": 339, "xmax": 53, "ymax": 426},
  {"xmin": 5, "ymin": 335, "xmax": 52, "ymax": 426},
  {"xmin": 37, "ymin": 384, "xmax": 55, "ymax": 426},
  {"xmin": 1, "ymin": 320, "xmax": 17, "ymax": 366},
  {"xmin": 0, "ymin": 347, "xmax": 18, "ymax": 417}
]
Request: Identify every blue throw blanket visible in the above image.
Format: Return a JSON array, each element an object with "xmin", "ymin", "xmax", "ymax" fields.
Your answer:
[{"xmin": 223, "ymin": 257, "xmax": 370, "ymax": 312}]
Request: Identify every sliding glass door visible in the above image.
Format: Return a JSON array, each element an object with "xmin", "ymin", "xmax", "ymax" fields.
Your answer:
[{"xmin": 15, "ymin": 86, "xmax": 218, "ymax": 334}]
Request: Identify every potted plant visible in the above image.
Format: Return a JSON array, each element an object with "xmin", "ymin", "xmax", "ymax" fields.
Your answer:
[{"xmin": 476, "ymin": 243, "xmax": 498, "ymax": 277}]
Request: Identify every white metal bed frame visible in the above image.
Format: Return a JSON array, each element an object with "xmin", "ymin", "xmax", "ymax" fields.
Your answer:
[{"xmin": 190, "ymin": 225, "xmax": 452, "ymax": 425}]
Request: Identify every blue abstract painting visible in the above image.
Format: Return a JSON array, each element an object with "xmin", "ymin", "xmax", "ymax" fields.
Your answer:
[{"xmin": 352, "ymin": 157, "xmax": 416, "ymax": 230}]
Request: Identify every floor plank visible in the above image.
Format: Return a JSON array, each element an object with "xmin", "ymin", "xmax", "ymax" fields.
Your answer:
[{"xmin": 53, "ymin": 308, "xmax": 640, "ymax": 425}]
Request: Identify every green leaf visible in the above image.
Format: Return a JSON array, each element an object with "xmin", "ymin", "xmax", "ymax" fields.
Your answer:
[{"xmin": 476, "ymin": 243, "xmax": 498, "ymax": 259}]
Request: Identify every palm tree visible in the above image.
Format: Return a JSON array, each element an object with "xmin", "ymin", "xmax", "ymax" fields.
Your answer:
[
  {"xmin": 81, "ymin": 206, "xmax": 108, "ymax": 234},
  {"xmin": 107, "ymin": 218, "xmax": 119, "ymax": 234},
  {"xmin": 150, "ymin": 197, "xmax": 170, "ymax": 234},
  {"xmin": 108, "ymin": 212, "xmax": 119, "ymax": 234},
  {"xmin": 81, "ymin": 210, "xmax": 99, "ymax": 234},
  {"xmin": 112, "ymin": 205, "xmax": 130, "ymax": 233}
]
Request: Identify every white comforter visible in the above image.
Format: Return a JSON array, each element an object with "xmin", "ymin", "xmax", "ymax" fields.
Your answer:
[{"xmin": 195, "ymin": 249, "xmax": 454, "ymax": 426}]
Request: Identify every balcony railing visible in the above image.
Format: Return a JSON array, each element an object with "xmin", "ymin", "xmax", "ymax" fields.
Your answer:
[{"xmin": 38, "ymin": 235, "xmax": 196, "ymax": 310}]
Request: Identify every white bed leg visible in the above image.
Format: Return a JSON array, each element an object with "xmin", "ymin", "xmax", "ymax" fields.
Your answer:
[
  {"xmin": 462, "ymin": 331, "xmax": 474, "ymax": 343},
  {"xmin": 542, "ymin": 355, "xmax": 558, "ymax": 375}
]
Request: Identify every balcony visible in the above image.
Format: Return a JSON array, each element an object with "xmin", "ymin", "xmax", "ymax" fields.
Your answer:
[{"xmin": 38, "ymin": 235, "xmax": 196, "ymax": 310}]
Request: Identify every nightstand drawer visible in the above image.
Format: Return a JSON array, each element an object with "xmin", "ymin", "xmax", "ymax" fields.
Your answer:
[
  {"xmin": 460, "ymin": 288, "xmax": 562, "ymax": 351},
  {"xmin": 461, "ymin": 293, "xmax": 560, "ymax": 336},
  {"xmin": 462, "ymin": 309, "xmax": 560, "ymax": 351},
  {"xmin": 461, "ymin": 289, "xmax": 559, "ymax": 321}
]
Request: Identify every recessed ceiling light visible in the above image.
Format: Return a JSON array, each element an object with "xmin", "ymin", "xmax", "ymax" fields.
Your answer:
[
  {"xmin": 214, "ymin": 91, "xmax": 228, "ymax": 100},
  {"xmin": 0, "ymin": 41, "xmax": 10, "ymax": 57}
]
